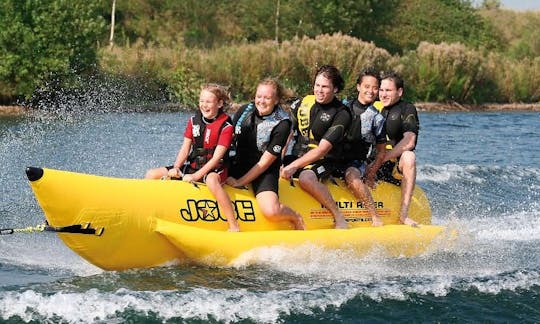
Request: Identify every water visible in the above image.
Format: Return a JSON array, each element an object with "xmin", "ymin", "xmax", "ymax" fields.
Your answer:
[{"xmin": 1, "ymin": 108, "xmax": 539, "ymax": 323}]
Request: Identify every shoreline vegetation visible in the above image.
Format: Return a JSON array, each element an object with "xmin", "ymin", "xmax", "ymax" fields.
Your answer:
[
  {"xmin": 2, "ymin": 102, "xmax": 539, "ymax": 116},
  {"xmin": 2, "ymin": 3, "xmax": 539, "ymax": 108}
]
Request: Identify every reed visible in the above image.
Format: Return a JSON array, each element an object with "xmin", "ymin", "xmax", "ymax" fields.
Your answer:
[
  {"xmin": 399, "ymin": 42, "xmax": 486, "ymax": 102},
  {"xmin": 99, "ymin": 34, "xmax": 540, "ymax": 107},
  {"xmin": 484, "ymin": 54, "xmax": 540, "ymax": 102},
  {"xmin": 181, "ymin": 34, "xmax": 392, "ymax": 101}
]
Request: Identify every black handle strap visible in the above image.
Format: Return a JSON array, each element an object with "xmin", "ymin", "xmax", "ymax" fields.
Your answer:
[{"xmin": 0, "ymin": 223, "xmax": 104, "ymax": 236}]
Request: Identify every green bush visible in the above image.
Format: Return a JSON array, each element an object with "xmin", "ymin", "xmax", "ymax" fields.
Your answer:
[
  {"xmin": 485, "ymin": 54, "xmax": 540, "ymax": 102},
  {"xmin": 0, "ymin": 0, "xmax": 106, "ymax": 100},
  {"xmin": 88, "ymin": 35, "xmax": 540, "ymax": 107},
  {"xmin": 180, "ymin": 34, "xmax": 393, "ymax": 102},
  {"xmin": 400, "ymin": 42, "xmax": 488, "ymax": 102}
]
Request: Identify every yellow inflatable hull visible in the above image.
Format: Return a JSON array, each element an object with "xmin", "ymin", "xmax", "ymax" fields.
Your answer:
[{"xmin": 26, "ymin": 167, "xmax": 444, "ymax": 271}]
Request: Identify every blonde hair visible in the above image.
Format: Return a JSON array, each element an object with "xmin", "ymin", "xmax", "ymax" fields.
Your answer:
[
  {"xmin": 257, "ymin": 77, "xmax": 293, "ymax": 103},
  {"xmin": 201, "ymin": 83, "xmax": 231, "ymax": 109}
]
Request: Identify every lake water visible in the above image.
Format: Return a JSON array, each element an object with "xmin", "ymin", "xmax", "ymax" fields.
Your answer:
[{"xmin": 0, "ymin": 107, "xmax": 539, "ymax": 323}]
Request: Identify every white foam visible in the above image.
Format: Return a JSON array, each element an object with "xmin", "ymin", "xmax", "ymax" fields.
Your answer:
[
  {"xmin": 1, "ymin": 268, "xmax": 538, "ymax": 323},
  {"xmin": 418, "ymin": 164, "xmax": 486, "ymax": 183},
  {"xmin": 418, "ymin": 164, "xmax": 540, "ymax": 184},
  {"xmin": 463, "ymin": 208, "xmax": 540, "ymax": 242}
]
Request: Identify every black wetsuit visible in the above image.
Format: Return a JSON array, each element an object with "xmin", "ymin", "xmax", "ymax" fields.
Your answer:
[
  {"xmin": 288, "ymin": 96, "xmax": 351, "ymax": 178},
  {"xmin": 378, "ymin": 99, "xmax": 419, "ymax": 184},
  {"xmin": 230, "ymin": 103, "xmax": 291, "ymax": 195},
  {"xmin": 342, "ymin": 99, "xmax": 387, "ymax": 165}
]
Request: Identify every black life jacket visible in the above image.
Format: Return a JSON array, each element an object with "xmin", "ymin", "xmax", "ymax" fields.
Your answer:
[
  {"xmin": 291, "ymin": 95, "xmax": 347, "ymax": 159},
  {"xmin": 234, "ymin": 103, "xmax": 290, "ymax": 153}
]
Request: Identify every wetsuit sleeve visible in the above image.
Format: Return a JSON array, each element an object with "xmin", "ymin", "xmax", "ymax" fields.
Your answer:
[
  {"xmin": 322, "ymin": 109, "xmax": 351, "ymax": 145},
  {"xmin": 217, "ymin": 122, "xmax": 234, "ymax": 147},
  {"xmin": 402, "ymin": 103, "xmax": 420, "ymax": 135},
  {"xmin": 184, "ymin": 117, "xmax": 194, "ymax": 140},
  {"xmin": 265, "ymin": 119, "xmax": 292, "ymax": 157}
]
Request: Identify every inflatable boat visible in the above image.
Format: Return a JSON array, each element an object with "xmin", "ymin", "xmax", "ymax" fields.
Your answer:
[{"xmin": 25, "ymin": 167, "xmax": 450, "ymax": 270}]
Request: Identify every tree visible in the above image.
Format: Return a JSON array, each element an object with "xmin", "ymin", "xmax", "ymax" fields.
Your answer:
[
  {"xmin": 378, "ymin": 0, "xmax": 501, "ymax": 53},
  {"xmin": 0, "ymin": 0, "xmax": 106, "ymax": 100}
]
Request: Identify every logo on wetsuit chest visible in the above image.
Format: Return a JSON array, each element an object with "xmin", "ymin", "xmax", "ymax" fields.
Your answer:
[{"xmin": 320, "ymin": 112, "xmax": 331, "ymax": 122}]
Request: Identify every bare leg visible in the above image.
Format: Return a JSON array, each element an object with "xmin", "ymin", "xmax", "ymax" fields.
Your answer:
[
  {"xmin": 145, "ymin": 167, "xmax": 168, "ymax": 179},
  {"xmin": 206, "ymin": 172, "xmax": 240, "ymax": 232},
  {"xmin": 298, "ymin": 170, "xmax": 348, "ymax": 229},
  {"xmin": 345, "ymin": 167, "xmax": 382, "ymax": 226},
  {"xmin": 256, "ymin": 191, "xmax": 306, "ymax": 230},
  {"xmin": 398, "ymin": 151, "xmax": 418, "ymax": 227}
]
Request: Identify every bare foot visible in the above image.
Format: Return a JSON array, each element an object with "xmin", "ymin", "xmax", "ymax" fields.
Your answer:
[
  {"xmin": 400, "ymin": 217, "xmax": 418, "ymax": 227},
  {"xmin": 293, "ymin": 216, "xmax": 306, "ymax": 230},
  {"xmin": 228, "ymin": 226, "xmax": 240, "ymax": 232},
  {"xmin": 371, "ymin": 215, "xmax": 383, "ymax": 227},
  {"xmin": 334, "ymin": 220, "xmax": 349, "ymax": 229}
]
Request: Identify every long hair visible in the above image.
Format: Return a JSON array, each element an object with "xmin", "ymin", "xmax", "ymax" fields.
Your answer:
[{"xmin": 201, "ymin": 83, "xmax": 231, "ymax": 109}]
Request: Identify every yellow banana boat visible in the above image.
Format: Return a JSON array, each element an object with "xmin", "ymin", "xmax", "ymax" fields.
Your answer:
[{"xmin": 26, "ymin": 167, "xmax": 448, "ymax": 271}]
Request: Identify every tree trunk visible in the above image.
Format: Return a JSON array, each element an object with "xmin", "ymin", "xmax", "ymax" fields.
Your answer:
[{"xmin": 109, "ymin": 0, "xmax": 116, "ymax": 50}]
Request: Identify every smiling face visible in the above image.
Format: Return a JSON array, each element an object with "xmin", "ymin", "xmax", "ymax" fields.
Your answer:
[
  {"xmin": 313, "ymin": 74, "xmax": 336, "ymax": 104},
  {"xmin": 255, "ymin": 84, "xmax": 279, "ymax": 115},
  {"xmin": 198, "ymin": 89, "xmax": 222, "ymax": 119},
  {"xmin": 357, "ymin": 75, "xmax": 380, "ymax": 105},
  {"xmin": 379, "ymin": 78, "xmax": 403, "ymax": 108}
]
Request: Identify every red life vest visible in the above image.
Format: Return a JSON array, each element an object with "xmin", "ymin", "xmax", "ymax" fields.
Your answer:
[{"xmin": 188, "ymin": 111, "xmax": 232, "ymax": 171}]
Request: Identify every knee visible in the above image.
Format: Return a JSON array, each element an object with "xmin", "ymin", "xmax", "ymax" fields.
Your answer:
[
  {"xmin": 145, "ymin": 169, "xmax": 161, "ymax": 179},
  {"xmin": 298, "ymin": 170, "xmax": 317, "ymax": 189},
  {"xmin": 400, "ymin": 151, "xmax": 416, "ymax": 169},
  {"xmin": 344, "ymin": 167, "xmax": 361, "ymax": 185},
  {"xmin": 260, "ymin": 203, "xmax": 281, "ymax": 219},
  {"xmin": 205, "ymin": 173, "xmax": 220, "ymax": 189}
]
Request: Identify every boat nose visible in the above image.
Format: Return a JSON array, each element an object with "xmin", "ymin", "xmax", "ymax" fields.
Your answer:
[{"xmin": 26, "ymin": 167, "xmax": 44, "ymax": 181}]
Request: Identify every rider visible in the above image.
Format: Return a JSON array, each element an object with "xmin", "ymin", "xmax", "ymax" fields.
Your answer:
[
  {"xmin": 377, "ymin": 71, "xmax": 420, "ymax": 226},
  {"xmin": 145, "ymin": 83, "xmax": 240, "ymax": 232},
  {"xmin": 341, "ymin": 67, "xmax": 387, "ymax": 226},
  {"xmin": 227, "ymin": 77, "xmax": 305, "ymax": 230},
  {"xmin": 280, "ymin": 65, "xmax": 351, "ymax": 229}
]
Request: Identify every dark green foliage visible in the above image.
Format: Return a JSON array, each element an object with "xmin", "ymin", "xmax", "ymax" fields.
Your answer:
[
  {"xmin": 1, "ymin": 0, "xmax": 539, "ymax": 104},
  {"xmin": 0, "ymin": 0, "xmax": 106, "ymax": 100},
  {"xmin": 379, "ymin": 0, "xmax": 501, "ymax": 53}
]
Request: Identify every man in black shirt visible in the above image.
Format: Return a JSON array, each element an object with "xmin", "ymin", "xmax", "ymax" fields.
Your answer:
[
  {"xmin": 281, "ymin": 65, "xmax": 351, "ymax": 229},
  {"xmin": 378, "ymin": 71, "xmax": 420, "ymax": 226}
]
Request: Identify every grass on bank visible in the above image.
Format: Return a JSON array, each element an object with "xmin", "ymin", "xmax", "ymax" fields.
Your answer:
[{"xmin": 99, "ymin": 33, "xmax": 540, "ymax": 109}]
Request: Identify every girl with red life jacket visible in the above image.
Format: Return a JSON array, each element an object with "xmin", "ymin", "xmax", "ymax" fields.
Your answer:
[{"xmin": 145, "ymin": 83, "xmax": 240, "ymax": 232}]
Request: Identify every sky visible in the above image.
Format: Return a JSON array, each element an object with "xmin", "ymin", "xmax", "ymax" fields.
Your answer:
[{"xmin": 496, "ymin": 0, "xmax": 540, "ymax": 11}]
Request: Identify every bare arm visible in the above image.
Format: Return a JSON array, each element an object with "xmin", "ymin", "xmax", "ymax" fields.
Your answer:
[
  {"xmin": 282, "ymin": 131, "xmax": 294, "ymax": 159},
  {"xmin": 185, "ymin": 145, "xmax": 229, "ymax": 182},
  {"xmin": 384, "ymin": 131, "xmax": 416, "ymax": 162},
  {"xmin": 365, "ymin": 142, "xmax": 386, "ymax": 187},
  {"xmin": 280, "ymin": 139, "xmax": 333, "ymax": 179},
  {"xmin": 168, "ymin": 137, "xmax": 192, "ymax": 178}
]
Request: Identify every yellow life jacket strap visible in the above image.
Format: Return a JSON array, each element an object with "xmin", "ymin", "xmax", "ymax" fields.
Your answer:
[{"xmin": 297, "ymin": 95, "xmax": 316, "ymax": 141}]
